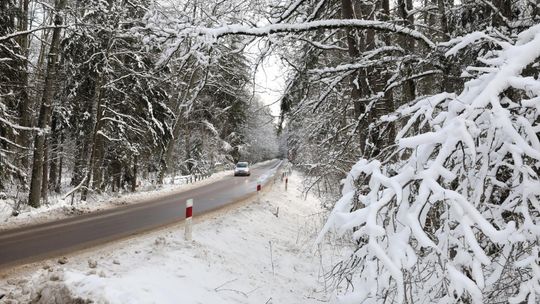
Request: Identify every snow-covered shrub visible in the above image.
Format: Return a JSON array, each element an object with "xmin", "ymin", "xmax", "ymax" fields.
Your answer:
[{"xmin": 319, "ymin": 25, "xmax": 540, "ymax": 303}]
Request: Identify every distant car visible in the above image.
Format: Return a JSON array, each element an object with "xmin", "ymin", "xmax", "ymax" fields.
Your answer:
[{"xmin": 234, "ymin": 162, "xmax": 250, "ymax": 176}]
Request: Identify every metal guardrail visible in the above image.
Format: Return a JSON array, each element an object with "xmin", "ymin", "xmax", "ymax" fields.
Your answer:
[{"xmin": 182, "ymin": 172, "xmax": 212, "ymax": 184}]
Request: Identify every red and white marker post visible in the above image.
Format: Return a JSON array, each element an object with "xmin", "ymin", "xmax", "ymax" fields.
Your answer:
[{"xmin": 185, "ymin": 198, "xmax": 193, "ymax": 241}]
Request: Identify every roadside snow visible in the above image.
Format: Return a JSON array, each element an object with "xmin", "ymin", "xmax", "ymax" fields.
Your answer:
[{"xmin": 0, "ymin": 171, "xmax": 341, "ymax": 303}]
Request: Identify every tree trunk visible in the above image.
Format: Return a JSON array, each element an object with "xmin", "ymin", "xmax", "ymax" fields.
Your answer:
[
  {"xmin": 48, "ymin": 114, "xmax": 59, "ymax": 193},
  {"xmin": 27, "ymin": 0, "xmax": 67, "ymax": 208},
  {"xmin": 131, "ymin": 155, "xmax": 138, "ymax": 192},
  {"xmin": 55, "ymin": 132, "xmax": 63, "ymax": 193},
  {"xmin": 111, "ymin": 159, "xmax": 121, "ymax": 192},
  {"xmin": 341, "ymin": 0, "xmax": 363, "ymax": 117},
  {"xmin": 341, "ymin": 0, "xmax": 368, "ymax": 154},
  {"xmin": 184, "ymin": 126, "xmax": 192, "ymax": 174},
  {"xmin": 342, "ymin": 0, "xmax": 382, "ymax": 154},
  {"xmin": 398, "ymin": 0, "xmax": 416, "ymax": 103},
  {"xmin": 48, "ymin": 144, "xmax": 57, "ymax": 193},
  {"xmin": 91, "ymin": 134, "xmax": 104, "ymax": 192},
  {"xmin": 159, "ymin": 117, "xmax": 183, "ymax": 184},
  {"xmin": 81, "ymin": 75, "xmax": 105, "ymax": 201},
  {"xmin": 437, "ymin": 0, "xmax": 458, "ymax": 93},
  {"xmin": 71, "ymin": 130, "xmax": 90, "ymax": 186},
  {"xmin": 377, "ymin": 0, "xmax": 396, "ymax": 150},
  {"xmin": 17, "ymin": 0, "xmax": 31, "ymax": 169},
  {"xmin": 40, "ymin": 138, "xmax": 49, "ymax": 203}
]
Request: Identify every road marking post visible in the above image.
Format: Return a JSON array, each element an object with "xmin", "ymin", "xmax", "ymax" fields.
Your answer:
[
  {"xmin": 185, "ymin": 199, "xmax": 193, "ymax": 241},
  {"xmin": 257, "ymin": 184, "xmax": 261, "ymax": 203},
  {"xmin": 285, "ymin": 177, "xmax": 288, "ymax": 191}
]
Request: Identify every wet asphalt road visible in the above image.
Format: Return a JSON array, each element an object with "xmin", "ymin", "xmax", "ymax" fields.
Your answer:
[{"xmin": 0, "ymin": 160, "xmax": 281, "ymax": 270}]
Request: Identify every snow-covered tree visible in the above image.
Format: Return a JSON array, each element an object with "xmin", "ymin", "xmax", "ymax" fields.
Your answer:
[
  {"xmin": 318, "ymin": 24, "xmax": 540, "ymax": 303},
  {"xmin": 240, "ymin": 98, "xmax": 279, "ymax": 163},
  {"xmin": 0, "ymin": 0, "xmax": 28, "ymax": 191},
  {"xmin": 54, "ymin": 0, "xmax": 174, "ymax": 200}
]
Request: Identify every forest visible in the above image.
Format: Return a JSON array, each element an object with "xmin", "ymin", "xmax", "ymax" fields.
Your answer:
[
  {"xmin": 0, "ymin": 0, "xmax": 279, "ymax": 208},
  {"xmin": 1, "ymin": 0, "xmax": 540, "ymax": 302}
]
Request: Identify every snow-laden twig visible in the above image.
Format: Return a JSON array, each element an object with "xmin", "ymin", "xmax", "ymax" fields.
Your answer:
[
  {"xmin": 214, "ymin": 278, "xmax": 249, "ymax": 297},
  {"xmin": 0, "ymin": 25, "xmax": 68, "ymax": 43}
]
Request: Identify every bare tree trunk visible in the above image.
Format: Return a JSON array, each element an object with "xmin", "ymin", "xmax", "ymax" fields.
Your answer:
[
  {"xmin": 48, "ymin": 144, "xmax": 57, "ymax": 192},
  {"xmin": 131, "ymin": 155, "xmax": 138, "ymax": 192},
  {"xmin": 91, "ymin": 134, "xmax": 104, "ymax": 191},
  {"xmin": 437, "ymin": 0, "xmax": 458, "ymax": 93},
  {"xmin": 342, "ymin": 0, "xmax": 382, "ymax": 154},
  {"xmin": 71, "ymin": 130, "xmax": 90, "ymax": 186},
  {"xmin": 111, "ymin": 159, "xmax": 121, "ymax": 192},
  {"xmin": 398, "ymin": 0, "xmax": 416, "ymax": 103},
  {"xmin": 159, "ymin": 117, "xmax": 183, "ymax": 184},
  {"xmin": 27, "ymin": 0, "xmax": 67, "ymax": 208},
  {"xmin": 341, "ymin": 0, "xmax": 371, "ymax": 154},
  {"xmin": 55, "ymin": 132, "xmax": 63, "ymax": 193},
  {"xmin": 81, "ymin": 75, "xmax": 105, "ymax": 201},
  {"xmin": 41, "ymin": 138, "xmax": 49, "ymax": 203},
  {"xmin": 377, "ymin": 0, "xmax": 396, "ymax": 150},
  {"xmin": 16, "ymin": 0, "xmax": 32, "ymax": 169},
  {"xmin": 48, "ymin": 115, "xmax": 60, "ymax": 193},
  {"xmin": 184, "ymin": 126, "xmax": 192, "ymax": 174},
  {"xmin": 341, "ymin": 0, "xmax": 362, "ymax": 117}
]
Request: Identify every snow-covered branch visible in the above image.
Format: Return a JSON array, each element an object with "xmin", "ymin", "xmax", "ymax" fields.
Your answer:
[
  {"xmin": 0, "ymin": 25, "xmax": 68, "ymax": 42},
  {"xmin": 163, "ymin": 19, "xmax": 436, "ymax": 49}
]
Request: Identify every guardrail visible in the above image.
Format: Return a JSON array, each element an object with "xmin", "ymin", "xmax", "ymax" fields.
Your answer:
[{"xmin": 172, "ymin": 172, "xmax": 213, "ymax": 185}]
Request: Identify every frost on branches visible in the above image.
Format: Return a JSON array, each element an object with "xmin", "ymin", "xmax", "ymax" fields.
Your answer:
[{"xmin": 319, "ymin": 25, "xmax": 540, "ymax": 303}]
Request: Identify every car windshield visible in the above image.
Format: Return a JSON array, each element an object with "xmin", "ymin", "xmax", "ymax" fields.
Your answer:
[{"xmin": 236, "ymin": 162, "xmax": 248, "ymax": 168}]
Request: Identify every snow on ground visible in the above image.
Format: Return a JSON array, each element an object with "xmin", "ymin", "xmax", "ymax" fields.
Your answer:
[
  {"xmin": 0, "ymin": 170, "xmax": 343, "ymax": 303},
  {"xmin": 0, "ymin": 160, "xmax": 276, "ymax": 232}
]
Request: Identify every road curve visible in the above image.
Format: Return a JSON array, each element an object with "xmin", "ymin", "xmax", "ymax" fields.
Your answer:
[{"xmin": 0, "ymin": 160, "xmax": 281, "ymax": 270}]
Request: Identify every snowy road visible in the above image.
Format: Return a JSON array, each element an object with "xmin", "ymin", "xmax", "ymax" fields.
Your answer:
[{"xmin": 0, "ymin": 160, "xmax": 281, "ymax": 269}]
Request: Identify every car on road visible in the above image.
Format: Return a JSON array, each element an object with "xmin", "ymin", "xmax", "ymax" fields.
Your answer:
[{"xmin": 234, "ymin": 162, "xmax": 250, "ymax": 176}]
